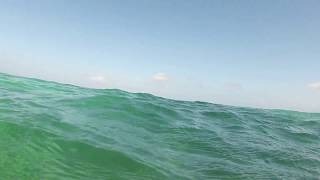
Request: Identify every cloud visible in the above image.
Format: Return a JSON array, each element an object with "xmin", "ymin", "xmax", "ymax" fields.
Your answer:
[
  {"xmin": 152, "ymin": 73, "xmax": 169, "ymax": 81},
  {"xmin": 90, "ymin": 75, "xmax": 106, "ymax": 82},
  {"xmin": 308, "ymin": 82, "xmax": 320, "ymax": 90},
  {"xmin": 224, "ymin": 82, "xmax": 243, "ymax": 91}
]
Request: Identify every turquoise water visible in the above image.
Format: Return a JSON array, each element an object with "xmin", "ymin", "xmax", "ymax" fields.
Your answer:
[{"xmin": 0, "ymin": 73, "xmax": 319, "ymax": 179}]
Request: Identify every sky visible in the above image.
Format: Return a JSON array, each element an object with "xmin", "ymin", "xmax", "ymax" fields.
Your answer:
[{"xmin": 0, "ymin": 0, "xmax": 320, "ymax": 112}]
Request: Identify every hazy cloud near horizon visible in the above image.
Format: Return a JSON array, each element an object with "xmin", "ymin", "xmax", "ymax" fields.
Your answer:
[
  {"xmin": 308, "ymin": 82, "xmax": 320, "ymax": 91},
  {"xmin": 152, "ymin": 73, "xmax": 169, "ymax": 81}
]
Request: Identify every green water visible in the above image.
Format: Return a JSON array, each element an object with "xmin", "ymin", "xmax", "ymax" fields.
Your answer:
[{"xmin": 0, "ymin": 73, "xmax": 319, "ymax": 179}]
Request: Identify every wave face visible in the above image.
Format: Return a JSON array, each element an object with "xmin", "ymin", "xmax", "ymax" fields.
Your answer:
[{"xmin": 0, "ymin": 73, "xmax": 319, "ymax": 179}]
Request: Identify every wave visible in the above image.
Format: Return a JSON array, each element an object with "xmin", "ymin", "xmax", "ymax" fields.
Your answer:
[{"xmin": 0, "ymin": 73, "xmax": 319, "ymax": 179}]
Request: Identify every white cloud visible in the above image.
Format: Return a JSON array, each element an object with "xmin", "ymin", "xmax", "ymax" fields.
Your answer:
[
  {"xmin": 152, "ymin": 73, "xmax": 169, "ymax": 81},
  {"xmin": 308, "ymin": 82, "xmax": 320, "ymax": 90},
  {"xmin": 90, "ymin": 75, "xmax": 106, "ymax": 82}
]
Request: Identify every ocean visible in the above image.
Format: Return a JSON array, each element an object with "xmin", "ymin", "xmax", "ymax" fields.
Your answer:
[{"xmin": 0, "ymin": 73, "xmax": 319, "ymax": 179}]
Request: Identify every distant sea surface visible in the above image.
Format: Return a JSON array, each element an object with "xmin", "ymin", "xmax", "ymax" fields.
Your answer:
[{"xmin": 0, "ymin": 73, "xmax": 319, "ymax": 179}]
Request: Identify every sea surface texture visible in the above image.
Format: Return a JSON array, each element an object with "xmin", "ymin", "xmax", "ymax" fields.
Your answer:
[{"xmin": 0, "ymin": 73, "xmax": 319, "ymax": 179}]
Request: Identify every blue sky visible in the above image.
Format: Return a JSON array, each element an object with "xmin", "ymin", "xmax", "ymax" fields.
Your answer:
[{"xmin": 1, "ymin": 0, "xmax": 320, "ymax": 112}]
